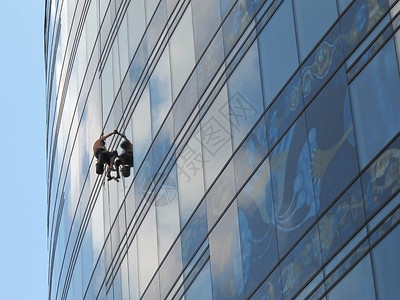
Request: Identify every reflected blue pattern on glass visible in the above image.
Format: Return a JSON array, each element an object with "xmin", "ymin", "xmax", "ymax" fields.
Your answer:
[
  {"xmin": 222, "ymin": 0, "xmax": 254, "ymax": 54},
  {"xmin": 250, "ymin": 267, "xmax": 283, "ymax": 300},
  {"xmin": 237, "ymin": 158, "xmax": 278, "ymax": 297},
  {"xmin": 181, "ymin": 202, "xmax": 208, "ymax": 266},
  {"xmin": 209, "ymin": 204, "xmax": 244, "ymax": 300},
  {"xmin": 265, "ymin": 72, "xmax": 304, "ymax": 149},
  {"xmin": 361, "ymin": 135, "xmax": 400, "ymax": 217},
  {"xmin": 234, "ymin": 119, "xmax": 268, "ymax": 189},
  {"xmin": 270, "ymin": 116, "xmax": 317, "ymax": 256},
  {"xmin": 279, "ymin": 226, "xmax": 322, "ymax": 299},
  {"xmin": 340, "ymin": 0, "xmax": 389, "ymax": 57},
  {"xmin": 306, "ymin": 68, "xmax": 359, "ymax": 212},
  {"xmin": 300, "ymin": 24, "xmax": 344, "ymax": 104},
  {"xmin": 318, "ymin": 180, "xmax": 365, "ymax": 262}
]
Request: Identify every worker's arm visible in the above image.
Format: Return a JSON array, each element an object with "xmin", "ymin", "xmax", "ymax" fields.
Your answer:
[
  {"xmin": 120, "ymin": 133, "xmax": 132, "ymax": 145},
  {"xmin": 99, "ymin": 130, "xmax": 118, "ymax": 142}
]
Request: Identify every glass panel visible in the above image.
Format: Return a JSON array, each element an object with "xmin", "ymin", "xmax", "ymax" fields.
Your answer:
[
  {"xmin": 226, "ymin": 42, "xmax": 264, "ymax": 149},
  {"xmin": 206, "ymin": 162, "xmax": 236, "ymax": 227},
  {"xmin": 127, "ymin": 238, "xmax": 139, "ymax": 299},
  {"xmin": 233, "ymin": 118, "xmax": 268, "ymax": 189},
  {"xmin": 361, "ymin": 135, "xmax": 400, "ymax": 217},
  {"xmin": 300, "ymin": 24, "xmax": 344, "ymax": 104},
  {"xmin": 318, "ymin": 180, "xmax": 365, "ymax": 262},
  {"xmin": 327, "ymin": 255, "xmax": 376, "ymax": 299},
  {"xmin": 137, "ymin": 206, "xmax": 159, "ymax": 296},
  {"xmin": 132, "ymin": 86, "xmax": 152, "ymax": 168},
  {"xmin": 181, "ymin": 202, "xmax": 208, "ymax": 266},
  {"xmin": 127, "ymin": 0, "xmax": 146, "ymax": 59},
  {"xmin": 280, "ymin": 226, "xmax": 322, "ymax": 300},
  {"xmin": 192, "ymin": 0, "xmax": 221, "ymax": 60},
  {"xmin": 340, "ymin": 0, "xmax": 389, "ymax": 57},
  {"xmin": 159, "ymin": 239, "xmax": 183, "ymax": 298},
  {"xmin": 177, "ymin": 128, "xmax": 206, "ymax": 226},
  {"xmin": 209, "ymin": 203, "xmax": 245, "ymax": 300},
  {"xmin": 185, "ymin": 261, "xmax": 213, "ymax": 300},
  {"xmin": 258, "ymin": 0, "xmax": 299, "ymax": 106},
  {"xmin": 149, "ymin": 48, "xmax": 173, "ymax": 137},
  {"xmin": 349, "ymin": 39, "xmax": 400, "ymax": 168},
  {"xmin": 250, "ymin": 267, "xmax": 283, "ymax": 300},
  {"xmin": 265, "ymin": 72, "xmax": 304, "ymax": 148},
  {"xmin": 237, "ymin": 157, "xmax": 279, "ymax": 297},
  {"xmin": 305, "ymin": 68, "xmax": 358, "ymax": 212},
  {"xmin": 196, "ymin": 31, "xmax": 225, "ymax": 96},
  {"xmin": 293, "ymin": 0, "xmax": 338, "ymax": 60},
  {"xmin": 372, "ymin": 223, "xmax": 400, "ymax": 299},
  {"xmin": 155, "ymin": 166, "xmax": 180, "ymax": 260},
  {"xmin": 222, "ymin": 0, "xmax": 254, "ymax": 55},
  {"xmin": 270, "ymin": 115, "xmax": 317, "ymax": 256},
  {"xmin": 169, "ymin": 5, "xmax": 196, "ymax": 99},
  {"xmin": 199, "ymin": 86, "xmax": 233, "ymax": 188}
]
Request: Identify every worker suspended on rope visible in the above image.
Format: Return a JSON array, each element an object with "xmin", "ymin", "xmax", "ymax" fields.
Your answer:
[
  {"xmin": 114, "ymin": 134, "xmax": 134, "ymax": 180},
  {"xmin": 93, "ymin": 130, "xmax": 119, "ymax": 181}
]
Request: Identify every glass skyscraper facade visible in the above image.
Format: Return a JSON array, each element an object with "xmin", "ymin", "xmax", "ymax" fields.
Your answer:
[{"xmin": 45, "ymin": 0, "xmax": 400, "ymax": 299}]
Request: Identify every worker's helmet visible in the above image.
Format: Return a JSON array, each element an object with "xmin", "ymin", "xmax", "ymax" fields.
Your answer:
[{"xmin": 120, "ymin": 140, "xmax": 131, "ymax": 150}]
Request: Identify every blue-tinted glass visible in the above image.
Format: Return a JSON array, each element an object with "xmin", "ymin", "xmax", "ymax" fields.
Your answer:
[
  {"xmin": 372, "ymin": 223, "xmax": 400, "ymax": 299},
  {"xmin": 237, "ymin": 158, "xmax": 278, "ymax": 297},
  {"xmin": 181, "ymin": 202, "xmax": 208, "ymax": 266},
  {"xmin": 151, "ymin": 117, "xmax": 174, "ymax": 172},
  {"xmin": 340, "ymin": 0, "xmax": 389, "ymax": 57},
  {"xmin": 173, "ymin": 75, "xmax": 198, "ymax": 133},
  {"xmin": 129, "ymin": 38, "xmax": 148, "ymax": 88},
  {"xmin": 350, "ymin": 39, "xmax": 400, "ymax": 168},
  {"xmin": 306, "ymin": 68, "xmax": 358, "ymax": 212},
  {"xmin": 132, "ymin": 86, "xmax": 152, "ymax": 168},
  {"xmin": 250, "ymin": 267, "xmax": 283, "ymax": 300},
  {"xmin": 270, "ymin": 115, "xmax": 317, "ymax": 256},
  {"xmin": 146, "ymin": 1, "xmax": 167, "ymax": 52},
  {"xmin": 318, "ymin": 180, "xmax": 365, "ymax": 262},
  {"xmin": 234, "ymin": 118, "xmax": 268, "ymax": 188},
  {"xmin": 293, "ymin": 0, "xmax": 338, "ymax": 60},
  {"xmin": 186, "ymin": 261, "xmax": 213, "ymax": 300},
  {"xmin": 337, "ymin": 0, "xmax": 352, "ymax": 12},
  {"xmin": 159, "ymin": 239, "xmax": 183, "ymax": 298},
  {"xmin": 368, "ymin": 194, "xmax": 400, "ymax": 243},
  {"xmin": 134, "ymin": 160, "xmax": 154, "ymax": 207},
  {"xmin": 227, "ymin": 43, "xmax": 264, "ymax": 149},
  {"xmin": 206, "ymin": 162, "xmax": 236, "ymax": 227},
  {"xmin": 196, "ymin": 31, "xmax": 225, "ymax": 96},
  {"xmin": 346, "ymin": 13, "xmax": 392, "ymax": 80},
  {"xmin": 257, "ymin": 0, "xmax": 299, "ymax": 106},
  {"xmin": 192, "ymin": 0, "xmax": 221, "ymax": 60},
  {"xmin": 280, "ymin": 226, "xmax": 322, "ymax": 299},
  {"xmin": 155, "ymin": 166, "xmax": 180, "ymax": 260},
  {"xmin": 300, "ymin": 24, "xmax": 344, "ymax": 104},
  {"xmin": 327, "ymin": 255, "xmax": 376, "ymax": 299},
  {"xmin": 209, "ymin": 203, "xmax": 244, "ymax": 300},
  {"xmin": 222, "ymin": 0, "xmax": 254, "ymax": 55},
  {"xmin": 361, "ymin": 135, "xmax": 400, "ymax": 217},
  {"xmin": 265, "ymin": 72, "xmax": 304, "ymax": 148},
  {"xmin": 149, "ymin": 49, "xmax": 173, "ymax": 137}
]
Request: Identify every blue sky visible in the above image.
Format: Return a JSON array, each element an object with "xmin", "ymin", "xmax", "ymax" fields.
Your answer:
[{"xmin": 0, "ymin": 1, "xmax": 47, "ymax": 299}]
